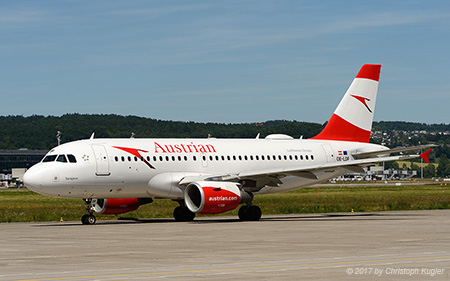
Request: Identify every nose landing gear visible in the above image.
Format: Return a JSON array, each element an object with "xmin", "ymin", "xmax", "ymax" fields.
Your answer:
[{"xmin": 82, "ymin": 199, "xmax": 97, "ymax": 225}]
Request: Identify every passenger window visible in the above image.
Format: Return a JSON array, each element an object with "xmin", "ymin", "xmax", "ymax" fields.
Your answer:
[
  {"xmin": 56, "ymin": 155, "xmax": 68, "ymax": 163},
  {"xmin": 311, "ymin": 155, "xmax": 314, "ymax": 160},
  {"xmin": 67, "ymin": 154, "xmax": 77, "ymax": 163},
  {"xmin": 43, "ymin": 155, "xmax": 57, "ymax": 162}
]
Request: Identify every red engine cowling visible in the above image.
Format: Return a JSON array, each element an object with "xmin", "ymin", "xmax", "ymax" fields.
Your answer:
[
  {"xmin": 91, "ymin": 198, "xmax": 152, "ymax": 215},
  {"xmin": 184, "ymin": 181, "xmax": 249, "ymax": 214}
]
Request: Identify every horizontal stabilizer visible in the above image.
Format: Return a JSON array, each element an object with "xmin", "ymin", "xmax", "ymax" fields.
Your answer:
[
  {"xmin": 420, "ymin": 148, "xmax": 433, "ymax": 164},
  {"xmin": 352, "ymin": 144, "xmax": 436, "ymax": 159}
]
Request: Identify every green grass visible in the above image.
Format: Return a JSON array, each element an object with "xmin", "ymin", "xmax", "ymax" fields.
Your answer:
[{"xmin": 1, "ymin": 183, "xmax": 450, "ymax": 222}]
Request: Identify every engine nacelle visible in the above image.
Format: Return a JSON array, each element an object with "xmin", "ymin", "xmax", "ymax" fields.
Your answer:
[
  {"xmin": 91, "ymin": 198, "xmax": 152, "ymax": 215},
  {"xmin": 184, "ymin": 181, "xmax": 251, "ymax": 214}
]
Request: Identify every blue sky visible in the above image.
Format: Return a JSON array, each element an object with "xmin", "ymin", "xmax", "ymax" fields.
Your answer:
[{"xmin": 1, "ymin": 0, "xmax": 450, "ymax": 124}]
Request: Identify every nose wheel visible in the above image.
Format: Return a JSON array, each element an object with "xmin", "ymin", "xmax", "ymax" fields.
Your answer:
[
  {"xmin": 82, "ymin": 199, "xmax": 97, "ymax": 225},
  {"xmin": 81, "ymin": 214, "xmax": 97, "ymax": 225}
]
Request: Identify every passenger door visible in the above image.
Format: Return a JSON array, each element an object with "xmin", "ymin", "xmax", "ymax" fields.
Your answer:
[{"xmin": 92, "ymin": 145, "xmax": 110, "ymax": 176}]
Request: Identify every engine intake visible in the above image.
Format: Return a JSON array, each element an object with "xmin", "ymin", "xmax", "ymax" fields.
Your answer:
[{"xmin": 184, "ymin": 181, "xmax": 251, "ymax": 214}]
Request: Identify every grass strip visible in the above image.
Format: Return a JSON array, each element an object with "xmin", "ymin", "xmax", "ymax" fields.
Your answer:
[{"xmin": 1, "ymin": 183, "xmax": 450, "ymax": 223}]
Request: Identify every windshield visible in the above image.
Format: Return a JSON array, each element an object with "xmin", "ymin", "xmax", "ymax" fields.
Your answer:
[
  {"xmin": 42, "ymin": 155, "xmax": 57, "ymax": 162},
  {"xmin": 42, "ymin": 154, "xmax": 77, "ymax": 163}
]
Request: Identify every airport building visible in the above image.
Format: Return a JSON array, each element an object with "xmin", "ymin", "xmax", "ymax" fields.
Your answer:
[
  {"xmin": 0, "ymin": 149, "xmax": 47, "ymax": 174},
  {"xmin": 0, "ymin": 149, "xmax": 47, "ymax": 187}
]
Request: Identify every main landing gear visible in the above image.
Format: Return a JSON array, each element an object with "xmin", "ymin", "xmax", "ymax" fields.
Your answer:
[
  {"xmin": 173, "ymin": 202, "xmax": 196, "ymax": 222},
  {"xmin": 238, "ymin": 205, "xmax": 262, "ymax": 221},
  {"xmin": 82, "ymin": 199, "xmax": 97, "ymax": 225}
]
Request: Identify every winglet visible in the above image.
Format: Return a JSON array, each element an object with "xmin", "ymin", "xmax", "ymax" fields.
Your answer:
[{"xmin": 420, "ymin": 148, "xmax": 432, "ymax": 164}]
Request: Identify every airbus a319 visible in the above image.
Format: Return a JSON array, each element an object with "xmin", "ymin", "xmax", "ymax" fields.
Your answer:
[{"xmin": 23, "ymin": 64, "xmax": 433, "ymax": 224}]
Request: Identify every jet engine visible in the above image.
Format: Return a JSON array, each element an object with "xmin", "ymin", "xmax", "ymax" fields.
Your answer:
[
  {"xmin": 91, "ymin": 198, "xmax": 153, "ymax": 215},
  {"xmin": 184, "ymin": 181, "xmax": 251, "ymax": 214}
]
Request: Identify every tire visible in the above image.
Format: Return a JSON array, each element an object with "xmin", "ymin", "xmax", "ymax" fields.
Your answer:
[
  {"xmin": 238, "ymin": 205, "xmax": 261, "ymax": 221},
  {"xmin": 246, "ymin": 205, "xmax": 262, "ymax": 221},
  {"xmin": 173, "ymin": 206, "xmax": 196, "ymax": 222},
  {"xmin": 238, "ymin": 205, "xmax": 249, "ymax": 221},
  {"xmin": 81, "ymin": 214, "xmax": 96, "ymax": 225}
]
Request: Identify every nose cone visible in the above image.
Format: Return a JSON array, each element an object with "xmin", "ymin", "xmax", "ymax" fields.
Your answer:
[{"xmin": 23, "ymin": 166, "xmax": 44, "ymax": 192}]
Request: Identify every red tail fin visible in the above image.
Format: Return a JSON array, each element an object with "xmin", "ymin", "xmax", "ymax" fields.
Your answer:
[{"xmin": 311, "ymin": 64, "xmax": 381, "ymax": 143}]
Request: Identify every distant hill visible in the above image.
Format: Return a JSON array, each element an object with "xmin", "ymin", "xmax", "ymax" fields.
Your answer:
[
  {"xmin": 372, "ymin": 121, "xmax": 450, "ymax": 132},
  {"xmin": 0, "ymin": 114, "xmax": 449, "ymax": 151},
  {"xmin": 0, "ymin": 114, "xmax": 322, "ymax": 150}
]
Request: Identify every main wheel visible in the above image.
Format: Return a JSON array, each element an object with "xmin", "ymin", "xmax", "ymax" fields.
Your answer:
[
  {"xmin": 81, "ymin": 214, "xmax": 96, "ymax": 225},
  {"xmin": 238, "ymin": 205, "xmax": 262, "ymax": 221},
  {"xmin": 173, "ymin": 206, "xmax": 196, "ymax": 222}
]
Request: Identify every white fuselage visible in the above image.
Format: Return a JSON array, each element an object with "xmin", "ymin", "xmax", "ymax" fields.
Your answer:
[{"xmin": 24, "ymin": 136, "xmax": 386, "ymax": 200}]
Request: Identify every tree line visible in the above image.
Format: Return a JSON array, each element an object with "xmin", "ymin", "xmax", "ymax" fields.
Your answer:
[{"xmin": 0, "ymin": 114, "xmax": 323, "ymax": 150}]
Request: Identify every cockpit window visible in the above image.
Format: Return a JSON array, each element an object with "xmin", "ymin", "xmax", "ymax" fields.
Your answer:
[
  {"xmin": 42, "ymin": 155, "xmax": 57, "ymax": 162},
  {"xmin": 42, "ymin": 154, "xmax": 77, "ymax": 163},
  {"xmin": 56, "ymin": 155, "xmax": 68, "ymax": 163},
  {"xmin": 67, "ymin": 154, "xmax": 77, "ymax": 163}
]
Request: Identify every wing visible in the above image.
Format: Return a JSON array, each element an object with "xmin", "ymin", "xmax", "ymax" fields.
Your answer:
[{"xmin": 179, "ymin": 144, "xmax": 435, "ymax": 192}]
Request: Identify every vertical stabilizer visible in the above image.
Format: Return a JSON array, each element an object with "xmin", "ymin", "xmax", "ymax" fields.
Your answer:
[{"xmin": 311, "ymin": 64, "xmax": 381, "ymax": 143}]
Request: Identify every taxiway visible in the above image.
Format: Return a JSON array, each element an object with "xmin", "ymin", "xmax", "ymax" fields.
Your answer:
[{"xmin": 1, "ymin": 210, "xmax": 449, "ymax": 280}]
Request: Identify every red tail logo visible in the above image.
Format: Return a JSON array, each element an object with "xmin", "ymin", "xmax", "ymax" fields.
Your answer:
[{"xmin": 351, "ymin": 95, "xmax": 372, "ymax": 113}]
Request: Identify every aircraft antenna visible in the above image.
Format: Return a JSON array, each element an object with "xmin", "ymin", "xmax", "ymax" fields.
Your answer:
[{"xmin": 56, "ymin": 131, "xmax": 62, "ymax": 146}]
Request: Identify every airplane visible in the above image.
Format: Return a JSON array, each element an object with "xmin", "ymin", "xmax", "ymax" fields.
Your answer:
[{"xmin": 23, "ymin": 64, "xmax": 434, "ymax": 225}]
